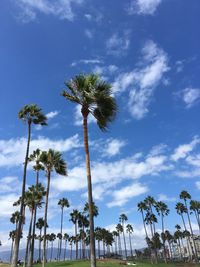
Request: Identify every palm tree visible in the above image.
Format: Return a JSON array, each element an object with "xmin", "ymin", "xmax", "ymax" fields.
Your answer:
[
  {"xmin": 78, "ymin": 214, "xmax": 89, "ymax": 259},
  {"xmin": 190, "ymin": 200, "xmax": 200, "ymax": 233},
  {"xmin": 112, "ymin": 230, "xmax": 119, "ymax": 255},
  {"xmin": 180, "ymin": 191, "xmax": 198, "ymax": 261},
  {"xmin": 95, "ymin": 227, "xmax": 102, "ymax": 259},
  {"xmin": 164, "ymin": 230, "xmax": 173, "ymax": 260},
  {"xmin": 137, "ymin": 202, "xmax": 149, "ymax": 239},
  {"xmin": 40, "ymin": 149, "xmax": 67, "ymax": 267},
  {"xmin": 156, "ymin": 201, "xmax": 169, "ymax": 263},
  {"xmin": 116, "ymin": 224, "xmax": 123, "ymax": 256},
  {"xmin": 119, "ymin": 214, "xmax": 128, "ymax": 259},
  {"xmin": 84, "ymin": 202, "xmax": 99, "ymax": 218},
  {"xmin": 27, "ymin": 183, "xmax": 46, "ymax": 267},
  {"xmin": 63, "ymin": 233, "xmax": 69, "ymax": 261},
  {"xmin": 126, "ymin": 224, "xmax": 133, "ymax": 258},
  {"xmin": 58, "ymin": 198, "xmax": 70, "ymax": 260},
  {"xmin": 56, "ymin": 233, "xmax": 62, "ymax": 260},
  {"xmin": 70, "ymin": 209, "xmax": 81, "ymax": 259},
  {"xmin": 9, "ymin": 230, "xmax": 16, "ymax": 263},
  {"xmin": 49, "ymin": 233, "xmax": 56, "ymax": 262},
  {"xmin": 28, "ymin": 149, "xmax": 44, "ymax": 266},
  {"xmin": 36, "ymin": 218, "xmax": 46, "ymax": 262},
  {"xmin": 11, "ymin": 104, "xmax": 47, "ymax": 267},
  {"xmin": 62, "ymin": 73, "xmax": 117, "ymax": 267},
  {"xmin": 175, "ymin": 202, "xmax": 192, "ymax": 260},
  {"xmin": 10, "ymin": 211, "xmax": 20, "ymax": 232}
]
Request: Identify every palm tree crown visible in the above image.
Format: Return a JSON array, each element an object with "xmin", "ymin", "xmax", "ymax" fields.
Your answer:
[{"xmin": 62, "ymin": 73, "xmax": 117, "ymax": 130}]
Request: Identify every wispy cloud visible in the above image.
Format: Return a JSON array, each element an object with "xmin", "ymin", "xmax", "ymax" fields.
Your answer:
[
  {"xmin": 112, "ymin": 40, "xmax": 169, "ymax": 119},
  {"xmin": 127, "ymin": 0, "xmax": 163, "ymax": 15},
  {"xmin": 84, "ymin": 29, "xmax": 93, "ymax": 39},
  {"xmin": 0, "ymin": 135, "xmax": 80, "ymax": 167},
  {"xmin": 107, "ymin": 182, "xmax": 148, "ymax": 207},
  {"xmin": 15, "ymin": 0, "xmax": 84, "ymax": 22},
  {"xmin": 181, "ymin": 88, "xmax": 200, "ymax": 108},
  {"xmin": 71, "ymin": 59, "xmax": 103, "ymax": 67},
  {"xmin": 158, "ymin": 193, "xmax": 176, "ymax": 202},
  {"xmin": 46, "ymin": 110, "xmax": 59, "ymax": 119},
  {"xmin": 171, "ymin": 136, "xmax": 200, "ymax": 161},
  {"xmin": 106, "ymin": 31, "xmax": 130, "ymax": 56}
]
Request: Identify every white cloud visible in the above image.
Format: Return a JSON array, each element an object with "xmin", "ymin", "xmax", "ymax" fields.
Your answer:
[
  {"xmin": 84, "ymin": 13, "xmax": 92, "ymax": 20},
  {"xmin": 107, "ymin": 182, "xmax": 148, "ymax": 207},
  {"xmin": 0, "ymin": 134, "xmax": 80, "ymax": 167},
  {"xmin": 181, "ymin": 88, "xmax": 200, "ymax": 108},
  {"xmin": 171, "ymin": 136, "xmax": 200, "ymax": 161},
  {"xmin": 104, "ymin": 139, "xmax": 126, "ymax": 157},
  {"xmin": 0, "ymin": 176, "xmax": 21, "ymax": 194},
  {"xmin": 71, "ymin": 58, "xmax": 102, "ymax": 67},
  {"xmin": 46, "ymin": 110, "xmax": 59, "ymax": 119},
  {"xmin": 158, "ymin": 194, "xmax": 176, "ymax": 202},
  {"xmin": 16, "ymin": 0, "xmax": 84, "ymax": 22},
  {"xmin": 196, "ymin": 181, "xmax": 200, "ymax": 190},
  {"xmin": 106, "ymin": 32, "xmax": 130, "ymax": 56},
  {"xmin": 0, "ymin": 193, "xmax": 19, "ymax": 217},
  {"xmin": 127, "ymin": 0, "xmax": 162, "ymax": 15},
  {"xmin": 112, "ymin": 40, "xmax": 169, "ymax": 119}
]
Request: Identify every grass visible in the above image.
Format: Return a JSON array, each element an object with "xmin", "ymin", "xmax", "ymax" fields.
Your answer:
[{"xmin": 31, "ymin": 259, "xmax": 200, "ymax": 267}]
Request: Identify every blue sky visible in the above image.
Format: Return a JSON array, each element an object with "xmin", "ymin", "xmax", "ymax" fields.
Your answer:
[{"xmin": 0, "ymin": 0, "xmax": 200, "ymax": 250}]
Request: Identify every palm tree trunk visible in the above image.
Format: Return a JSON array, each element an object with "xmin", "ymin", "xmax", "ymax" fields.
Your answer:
[
  {"xmin": 24, "ymin": 209, "xmax": 34, "ymax": 267},
  {"xmin": 42, "ymin": 172, "xmax": 50, "ymax": 267},
  {"xmin": 75, "ymin": 222, "xmax": 78, "ymax": 259},
  {"xmin": 161, "ymin": 215, "xmax": 167, "ymax": 264},
  {"xmin": 59, "ymin": 207, "xmax": 64, "ymax": 261},
  {"xmin": 128, "ymin": 233, "xmax": 133, "ymax": 258},
  {"xmin": 50, "ymin": 242, "xmax": 53, "ymax": 262},
  {"xmin": 11, "ymin": 121, "xmax": 31, "ymax": 267},
  {"xmin": 180, "ymin": 214, "xmax": 192, "ymax": 260},
  {"xmin": 64, "ymin": 240, "xmax": 66, "ymax": 261},
  {"xmin": 28, "ymin": 170, "xmax": 39, "ymax": 267},
  {"xmin": 122, "ymin": 226, "xmax": 127, "ymax": 259},
  {"xmin": 82, "ymin": 114, "xmax": 96, "ymax": 267},
  {"xmin": 10, "ymin": 240, "xmax": 14, "ymax": 263},
  {"xmin": 39, "ymin": 229, "xmax": 42, "ymax": 262}
]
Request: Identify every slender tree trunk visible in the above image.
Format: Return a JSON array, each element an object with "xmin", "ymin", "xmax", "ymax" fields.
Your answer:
[
  {"xmin": 28, "ymin": 170, "xmax": 39, "ymax": 267},
  {"xmin": 59, "ymin": 207, "xmax": 64, "ymax": 261},
  {"xmin": 70, "ymin": 244, "xmax": 72, "ymax": 260},
  {"xmin": 39, "ymin": 229, "xmax": 42, "ymax": 262},
  {"xmin": 42, "ymin": 172, "xmax": 50, "ymax": 267},
  {"xmin": 82, "ymin": 113, "xmax": 96, "ymax": 267},
  {"xmin": 122, "ymin": 224, "xmax": 127, "ymax": 259},
  {"xmin": 75, "ymin": 222, "xmax": 78, "ymax": 259},
  {"xmin": 161, "ymin": 215, "xmax": 167, "ymax": 264},
  {"xmin": 50, "ymin": 242, "xmax": 53, "ymax": 262},
  {"xmin": 64, "ymin": 240, "xmax": 66, "ymax": 261},
  {"xmin": 24, "ymin": 209, "xmax": 34, "ymax": 267},
  {"xmin": 128, "ymin": 233, "xmax": 133, "ymax": 258},
  {"xmin": 10, "ymin": 240, "xmax": 14, "ymax": 263},
  {"xmin": 11, "ymin": 122, "xmax": 31, "ymax": 267}
]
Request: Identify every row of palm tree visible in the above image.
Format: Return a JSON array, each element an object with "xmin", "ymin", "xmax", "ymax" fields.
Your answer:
[
  {"xmin": 11, "ymin": 73, "xmax": 117, "ymax": 267},
  {"xmin": 138, "ymin": 191, "xmax": 200, "ymax": 263}
]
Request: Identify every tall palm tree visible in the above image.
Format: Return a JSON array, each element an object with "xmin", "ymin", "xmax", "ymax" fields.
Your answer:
[
  {"xmin": 112, "ymin": 230, "xmax": 119, "ymax": 255},
  {"xmin": 11, "ymin": 104, "xmax": 47, "ymax": 267},
  {"xmin": 28, "ymin": 149, "xmax": 45, "ymax": 267},
  {"xmin": 10, "ymin": 211, "xmax": 21, "ymax": 232},
  {"xmin": 70, "ymin": 209, "xmax": 81, "ymax": 260},
  {"xmin": 58, "ymin": 198, "xmax": 70, "ymax": 260},
  {"xmin": 126, "ymin": 224, "xmax": 133, "ymax": 258},
  {"xmin": 40, "ymin": 149, "xmax": 67, "ymax": 267},
  {"xmin": 78, "ymin": 214, "xmax": 89, "ymax": 259},
  {"xmin": 62, "ymin": 73, "xmax": 117, "ymax": 267},
  {"xmin": 137, "ymin": 202, "xmax": 149, "ymax": 239},
  {"xmin": 119, "ymin": 214, "xmax": 128, "ymax": 259},
  {"xmin": 116, "ymin": 224, "xmax": 123, "ymax": 256},
  {"xmin": 156, "ymin": 201, "xmax": 169, "ymax": 263},
  {"xmin": 180, "ymin": 191, "xmax": 198, "ymax": 260},
  {"xmin": 190, "ymin": 200, "xmax": 200, "ymax": 233}
]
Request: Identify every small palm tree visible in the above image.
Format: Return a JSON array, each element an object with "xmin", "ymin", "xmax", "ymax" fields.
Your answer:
[
  {"xmin": 40, "ymin": 149, "xmax": 67, "ymax": 267},
  {"xmin": 116, "ymin": 224, "xmax": 123, "ymax": 256},
  {"xmin": 11, "ymin": 104, "xmax": 47, "ymax": 267},
  {"xmin": 36, "ymin": 218, "xmax": 46, "ymax": 262},
  {"xmin": 62, "ymin": 73, "xmax": 117, "ymax": 267},
  {"xmin": 63, "ymin": 233, "xmax": 69, "ymax": 261},
  {"xmin": 58, "ymin": 198, "xmax": 70, "ymax": 260},
  {"xmin": 70, "ymin": 209, "xmax": 81, "ymax": 259},
  {"xmin": 190, "ymin": 200, "xmax": 200, "ymax": 233}
]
